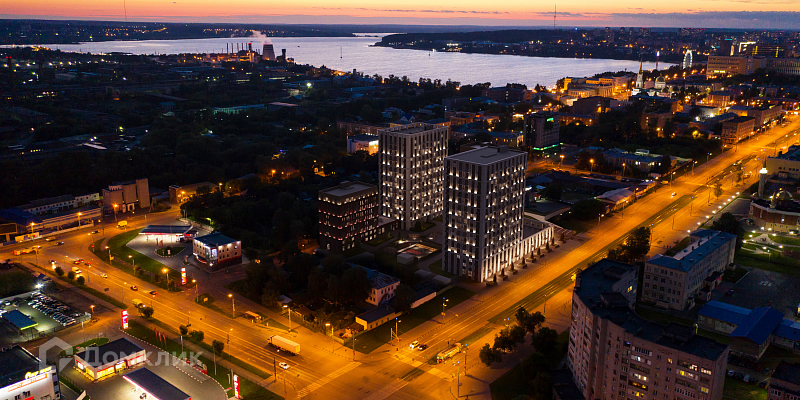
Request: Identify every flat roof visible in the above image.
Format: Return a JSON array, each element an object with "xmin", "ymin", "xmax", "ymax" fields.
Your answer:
[
  {"xmin": 2, "ymin": 310, "xmax": 38, "ymax": 330},
  {"xmin": 647, "ymin": 229, "xmax": 737, "ymax": 272},
  {"xmin": 773, "ymin": 361, "xmax": 800, "ymax": 386},
  {"xmin": 379, "ymin": 122, "xmax": 443, "ymax": 135},
  {"xmin": 124, "ymin": 368, "xmax": 191, "ymax": 400},
  {"xmin": 446, "ymin": 146, "xmax": 524, "ymax": 165},
  {"xmin": 320, "ymin": 181, "xmax": 376, "ymax": 198},
  {"xmin": 194, "ymin": 232, "xmax": 238, "ymax": 247},
  {"xmin": 139, "ymin": 225, "xmax": 193, "ymax": 235},
  {"xmin": 0, "ymin": 346, "xmax": 42, "ymax": 388},
  {"xmin": 75, "ymin": 337, "xmax": 144, "ymax": 368}
]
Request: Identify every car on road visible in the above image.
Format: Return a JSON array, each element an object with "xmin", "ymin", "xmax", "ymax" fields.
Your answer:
[
  {"xmin": 790, "ymin": 230, "xmax": 799, "ymax": 235},
  {"xmin": 671, "ymin": 192, "xmax": 678, "ymax": 197},
  {"xmin": 279, "ymin": 362, "xmax": 290, "ymax": 370},
  {"xmin": 409, "ymin": 340, "xmax": 419, "ymax": 350},
  {"xmin": 84, "ymin": 261, "xmax": 91, "ymax": 266},
  {"xmin": 149, "ymin": 290, "xmax": 157, "ymax": 296},
  {"xmin": 130, "ymin": 286, "xmax": 138, "ymax": 291},
  {"xmin": 100, "ymin": 273, "xmax": 108, "ymax": 278},
  {"xmin": 417, "ymin": 344, "xmax": 428, "ymax": 351},
  {"xmin": 91, "ymin": 230, "xmax": 99, "ymax": 234},
  {"xmin": 73, "ymin": 259, "xmax": 83, "ymax": 264},
  {"xmin": 45, "ymin": 237, "xmax": 55, "ymax": 242},
  {"xmin": 55, "ymin": 242, "xmax": 65, "ymax": 246}
]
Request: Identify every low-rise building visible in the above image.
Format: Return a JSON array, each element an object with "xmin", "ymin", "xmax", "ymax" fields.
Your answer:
[
  {"xmin": 0, "ymin": 345, "xmax": 62, "ymax": 400},
  {"xmin": 103, "ymin": 178, "xmax": 150, "ymax": 214},
  {"xmin": 18, "ymin": 193, "xmax": 100, "ymax": 216},
  {"xmin": 749, "ymin": 191, "xmax": 800, "ymax": 232},
  {"xmin": 524, "ymin": 111, "xmax": 560, "ymax": 150},
  {"xmin": 168, "ymin": 182, "xmax": 216, "ymax": 204},
  {"xmin": 567, "ymin": 259, "xmax": 728, "ymax": 400},
  {"xmin": 769, "ymin": 361, "xmax": 800, "ymax": 400},
  {"xmin": 642, "ymin": 229, "xmax": 737, "ymax": 310},
  {"xmin": 346, "ymin": 134, "xmax": 380, "ymax": 155},
  {"xmin": 193, "ymin": 232, "xmax": 242, "ymax": 269},
  {"xmin": 482, "ymin": 86, "xmax": 530, "ymax": 103},
  {"xmin": 749, "ymin": 105, "xmax": 783, "ymax": 126},
  {"xmin": 767, "ymin": 145, "xmax": 800, "ymax": 181},
  {"xmin": 365, "ymin": 268, "xmax": 401, "ymax": 306},
  {"xmin": 641, "ymin": 110, "xmax": 672, "ymax": 135},
  {"xmin": 74, "ymin": 337, "xmax": 146, "ymax": 381},
  {"xmin": 721, "ymin": 116, "xmax": 756, "ymax": 144}
]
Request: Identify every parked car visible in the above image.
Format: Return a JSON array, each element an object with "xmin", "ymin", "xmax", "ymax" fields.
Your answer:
[
  {"xmin": 743, "ymin": 374, "xmax": 750, "ymax": 382},
  {"xmin": 758, "ymin": 381, "xmax": 768, "ymax": 388},
  {"xmin": 55, "ymin": 242, "xmax": 65, "ymax": 246},
  {"xmin": 727, "ymin": 370, "xmax": 735, "ymax": 377},
  {"xmin": 748, "ymin": 377, "xmax": 758, "ymax": 384}
]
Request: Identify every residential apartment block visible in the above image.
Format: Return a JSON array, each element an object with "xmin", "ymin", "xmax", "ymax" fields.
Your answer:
[
  {"xmin": 768, "ymin": 361, "xmax": 800, "ymax": 400},
  {"xmin": 318, "ymin": 181, "xmax": 385, "ymax": 252},
  {"xmin": 442, "ymin": 145, "xmax": 552, "ymax": 282},
  {"xmin": 523, "ymin": 111, "xmax": 560, "ymax": 150},
  {"xmin": 378, "ymin": 123, "xmax": 448, "ymax": 230},
  {"xmin": 568, "ymin": 259, "xmax": 728, "ymax": 400},
  {"xmin": 642, "ymin": 229, "xmax": 737, "ymax": 310}
]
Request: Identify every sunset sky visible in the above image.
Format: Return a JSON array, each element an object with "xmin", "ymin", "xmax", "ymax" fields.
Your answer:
[{"xmin": 4, "ymin": 0, "xmax": 799, "ymax": 28}]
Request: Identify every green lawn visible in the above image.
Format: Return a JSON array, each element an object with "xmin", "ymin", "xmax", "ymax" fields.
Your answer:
[
  {"xmin": 722, "ymin": 267, "xmax": 748, "ymax": 283},
  {"xmin": 347, "ymin": 286, "xmax": 476, "ymax": 354},
  {"xmin": 0, "ymin": 270, "xmax": 37, "ymax": 297},
  {"xmin": 92, "ymin": 229, "xmax": 180, "ymax": 284},
  {"xmin": 156, "ymin": 246, "xmax": 185, "ymax": 257},
  {"xmin": 410, "ymin": 221, "xmax": 436, "ymax": 232},
  {"xmin": 735, "ymin": 251, "xmax": 800, "ymax": 278},
  {"xmin": 428, "ymin": 259, "xmax": 455, "ymax": 278},
  {"xmin": 723, "ymin": 377, "xmax": 767, "ymax": 400},
  {"xmin": 125, "ymin": 320, "xmax": 279, "ymax": 400},
  {"xmin": 59, "ymin": 337, "xmax": 109, "ymax": 357},
  {"xmin": 768, "ymin": 234, "xmax": 800, "ymax": 246}
]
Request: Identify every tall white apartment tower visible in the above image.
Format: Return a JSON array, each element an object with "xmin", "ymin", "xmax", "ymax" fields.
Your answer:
[
  {"xmin": 379, "ymin": 122, "xmax": 449, "ymax": 230},
  {"xmin": 443, "ymin": 145, "xmax": 527, "ymax": 282}
]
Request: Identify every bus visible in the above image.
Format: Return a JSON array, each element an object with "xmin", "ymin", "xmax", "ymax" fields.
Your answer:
[
  {"xmin": 436, "ymin": 343, "xmax": 462, "ymax": 363},
  {"xmin": 243, "ymin": 311, "xmax": 263, "ymax": 323}
]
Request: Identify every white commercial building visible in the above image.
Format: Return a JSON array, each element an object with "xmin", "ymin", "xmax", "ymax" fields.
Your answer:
[
  {"xmin": 0, "ymin": 345, "xmax": 61, "ymax": 400},
  {"xmin": 442, "ymin": 145, "xmax": 552, "ymax": 282},
  {"xmin": 378, "ymin": 123, "xmax": 449, "ymax": 230}
]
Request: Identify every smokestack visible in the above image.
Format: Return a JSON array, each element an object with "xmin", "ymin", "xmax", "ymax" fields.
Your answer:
[
  {"xmin": 249, "ymin": 42, "xmax": 252, "ymax": 52},
  {"xmin": 226, "ymin": 43, "xmax": 228, "ymax": 54},
  {"xmin": 759, "ymin": 162, "xmax": 768, "ymax": 198}
]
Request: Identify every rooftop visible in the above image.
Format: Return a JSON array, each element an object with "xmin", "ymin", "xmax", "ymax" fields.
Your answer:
[
  {"xmin": 647, "ymin": 229, "xmax": 737, "ymax": 272},
  {"xmin": 319, "ymin": 181, "xmax": 376, "ymax": 198},
  {"xmin": 773, "ymin": 144, "xmax": 800, "ymax": 161},
  {"xmin": 356, "ymin": 305, "xmax": 395, "ymax": 324},
  {"xmin": 0, "ymin": 346, "xmax": 44, "ymax": 389},
  {"xmin": 124, "ymin": 368, "xmax": 191, "ymax": 400},
  {"xmin": 446, "ymin": 146, "xmax": 525, "ymax": 165},
  {"xmin": 194, "ymin": 232, "xmax": 239, "ymax": 247},
  {"xmin": 730, "ymin": 307, "xmax": 784, "ymax": 345},
  {"xmin": 75, "ymin": 337, "xmax": 144, "ymax": 368},
  {"xmin": 379, "ymin": 122, "xmax": 445, "ymax": 135},
  {"xmin": 576, "ymin": 260, "xmax": 727, "ymax": 361},
  {"xmin": 139, "ymin": 225, "xmax": 193, "ymax": 235},
  {"xmin": 773, "ymin": 361, "xmax": 800, "ymax": 386},
  {"xmin": 698, "ymin": 301, "xmax": 751, "ymax": 326},
  {"xmin": 1, "ymin": 310, "xmax": 37, "ymax": 330},
  {"xmin": 364, "ymin": 268, "xmax": 401, "ymax": 290},
  {"xmin": 348, "ymin": 134, "xmax": 378, "ymax": 142}
]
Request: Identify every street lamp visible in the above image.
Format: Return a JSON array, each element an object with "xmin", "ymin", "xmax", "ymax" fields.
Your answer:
[
  {"xmin": 162, "ymin": 268, "xmax": 169, "ymax": 286},
  {"xmin": 192, "ymin": 279, "xmax": 198, "ymax": 303},
  {"xmin": 559, "ymin": 154, "xmax": 564, "ymax": 169},
  {"xmin": 441, "ymin": 297, "xmax": 449, "ymax": 323},
  {"xmin": 589, "ymin": 159, "xmax": 594, "ymax": 173},
  {"xmin": 228, "ymin": 294, "xmax": 235, "ymax": 318},
  {"xmin": 128, "ymin": 255, "xmax": 134, "ymax": 269},
  {"xmin": 78, "ymin": 212, "xmax": 82, "ymax": 228},
  {"xmin": 283, "ymin": 304, "xmax": 292, "ymax": 330},
  {"xmin": 113, "ymin": 204, "xmax": 118, "ymax": 222},
  {"xmin": 394, "ymin": 318, "xmax": 401, "ymax": 346},
  {"xmin": 622, "ymin": 163, "xmax": 626, "ymax": 177},
  {"xmin": 325, "ymin": 322, "xmax": 334, "ymax": 352}
]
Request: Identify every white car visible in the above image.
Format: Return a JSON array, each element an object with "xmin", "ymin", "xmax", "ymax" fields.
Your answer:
[
  {"xmin": 279, "ymin": 362, "xmax": 290, "ymax": 370},
  {"xmin": 409, "ymin": 340, "xmax": 419, "ymax": 350},
  {"xmin": 100, "ymin": 273, "xmax": 108, "ymax": 278}
]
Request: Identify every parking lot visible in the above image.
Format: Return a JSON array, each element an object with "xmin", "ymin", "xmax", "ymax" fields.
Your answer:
[
  {"xmin": 712, "ymin": 267, "xmax": 800, "ymax": 319},
  {"xmin": 0, "ymin": 291, "xmax": 89, "ymax": 343}
]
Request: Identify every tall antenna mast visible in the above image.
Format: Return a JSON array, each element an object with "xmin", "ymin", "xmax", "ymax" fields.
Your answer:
[{"xmin": 553, "ymin": 4, "xmax": 557, "ymax": 30}]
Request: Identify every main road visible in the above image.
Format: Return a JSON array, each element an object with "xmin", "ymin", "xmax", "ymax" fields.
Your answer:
[{"xmin": 4, "ymin": 117, "xmax": 797, "ymax": 399}]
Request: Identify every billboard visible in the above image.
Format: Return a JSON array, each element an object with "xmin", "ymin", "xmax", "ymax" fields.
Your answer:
[
  {"xmin": 181, "ymin": 267, "xmax": 186, "ymax": 285},
  {"xmin": 233, "ymin": 374, "xmax": 240, "ymax": 399},
  {"xmin": 121, "ymin": 310, "xmax": 129, "ymax": 330}
]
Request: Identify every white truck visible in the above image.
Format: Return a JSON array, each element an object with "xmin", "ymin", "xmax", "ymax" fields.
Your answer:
[{"xmin": 268, "ymin": 335, "xmax": 300, "ymax": 355}]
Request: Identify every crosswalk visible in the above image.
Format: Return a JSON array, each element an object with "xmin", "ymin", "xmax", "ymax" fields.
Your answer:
[
  {"xmin": 296, "ymin": 361, "xmax": 361, "ymax": 398},
  {"xmin": 360, "ymin": 379, "xmax": 410, "ymax": 400},
  {"xmin": 393, "ymin": 353, "xmax": 452, "ymax": 380}
]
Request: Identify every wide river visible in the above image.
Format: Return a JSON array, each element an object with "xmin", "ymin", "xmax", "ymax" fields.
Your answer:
[{"xmin": 37, "ymin": 36, "xmax": 668, "ymax": 87}]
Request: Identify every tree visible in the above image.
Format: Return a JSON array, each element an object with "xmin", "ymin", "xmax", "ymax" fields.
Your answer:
[
  {"xmin": 67, "ymin": 271, "xmax": 75, "ymax": 280},
  {"xmin": 393, "ymin": 284, "xmax": 416, "ymax": 313},
  {"xmin": 714, "ymin": 182, "xmax": 724, "ymax": 198},
  {"xmin": 140, "ymin": 306, "xmax": 155, "ymax": 319},
  {"xmin": 55, "ymin": 266, "xmax": 64, "ymax": 277},
  {"xmin": 531, "ymin": 372, "xmax": 554, "ymax": 400},
  {"xmin": 212, "ymin": 339, "xmax": 225, "ymax": 356},
  {"xmin": 515, "ymin": 307, "xmax": 546, "ymax": 335},
  {"xmin": 179, "ymin": 325, "xmax": 189, "ymax": 336},
  {"xmin": 189, "ymin": 330, "xmax": 204, "ymax": 342},
  {"xmin": 260, "ymin": 284, "xmax": 281, "ymax": 308},
  {"xmin": 479, "ymin": 343, "xmax": 502, "ymax": 366},
  {"xmin": 494, "ymin": 327, "xmax": 520, "ymax": 353},
  {"xmin": 712, "ymin": 212, "xmax": 744, "ymax": 250},
  {"xmin": 532, "ymin": 327, "xmax": 559, "ymax": 353},
  {"xmin": 571, "ymin": 199, "xmax": 607, "ymax": 220},
  {"xmin": 626, "ymin": 227, "xmax": 652, "ymax": 261},
  {"xmin": 76, "ymin": 276, "xmax": 85, "ymax": 285}
]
